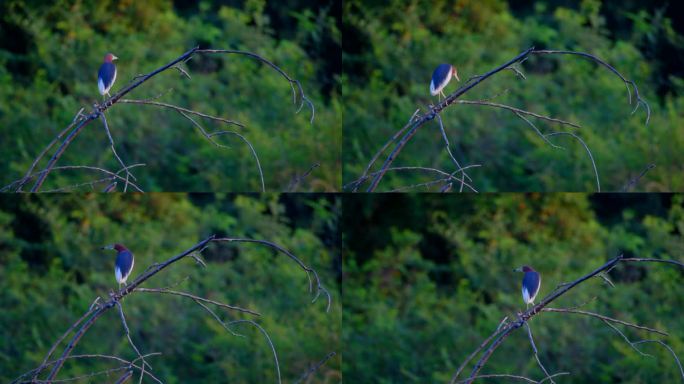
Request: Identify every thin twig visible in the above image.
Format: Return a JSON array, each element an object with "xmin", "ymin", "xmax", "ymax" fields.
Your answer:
[
  {"xmin": 452, "ymin": 372, "xmax": 570, "ymax": 384},
  {"xmin": 524, "ymin": 322, "xmax": 555, "ymax": 384},
  {"xmin": 100, "ymin": 113, "xmax": 135, "ymax": 192},
  {"xmin": 116, "ymin": 302, "xmax": 150, "ymax": 384},
  {"xmin": 135, "ymin": 287, "xmax": 260, "ymax": 316},
  {"xmin": 545, "ymin": 132, "xmax": 600, "ymax": 191},
  {"xmin": 435, "ymin": 113, "xmax": 472, "ymax": 192},
  {"xmin": 293, "ymin": 352, "xmax": 337, "ymax": 384},
  {"xmin": 621, "ymin": 163, "xmax": 656, "ymax": 191},
  {"xmin": 351, "ymin": 109, "xmax": 421, "ymax": 192},
  {"xmin": 2, "ymin": 164, "xmax": 145, "ymax": 193},
  {"xmin": 287, "ymin": 163, "xmax": 320, "ymax": 192},
  {"xmin": 119, "ymin": 99, "xmax": 244, "ymax": 128},
  {"xmin": 211, "ymin": 238, "xmax": 332, "ymax": 312},
  {"xmin": 457, "ymin": 100, "xmax": 581, "ymax": 129},
  {"xmin": 15, "ymin": 108, "xmax": 85, "ymax": 191},
  {"xmin": 542, "ymin": 308, "xmax": 668, "ymax": 336},
  {"xmin": 197, "ymin": 49, "xmax": 315, "ymax": 123},
  {"xmin": 178, "ymin": 110, "xmax": 265, "ymax": 192},
  {"xmin": 345, "ymin": 165, "xmax": 481, "ymax": 192}
]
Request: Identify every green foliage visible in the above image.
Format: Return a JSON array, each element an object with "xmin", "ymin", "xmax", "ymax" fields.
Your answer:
[
  {"xmin": 0, "ymin": 1, "xmax": 341, "ymax": 191},
  {"xmin": 343, "ymin": 194, "xmax": 684, "ymax": 382},
  {"xmin": 0, "ymin": 194, "xmax": 341, "ymax": 383},
  {"xmin": 343, "ymin": 1, "xmax": 684, "ymax": 191}
]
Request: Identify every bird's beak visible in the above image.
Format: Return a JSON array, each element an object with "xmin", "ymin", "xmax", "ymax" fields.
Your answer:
[
  {"xmin": 101, "ymin": 244, "xmax": 114, "ymax": 250},
  {"xmin": 513, "ymin": 267, "xmax": 523, "ymax": 272},
  {"xmin": 112, "ymin": 55, "xmax": 119, "ymax": 61}
]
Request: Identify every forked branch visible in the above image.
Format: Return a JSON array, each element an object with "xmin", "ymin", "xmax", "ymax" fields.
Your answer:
[
  {"xmin": 6, "ymin": 46, "xmax": 313, "ymax": 192},
  {"xmin": 15, "ymin": 235, "xmax": 331, "ymax": 383},
  {"xmin": 359, "ymin": 47, "xmax": 650, "ymax": 192},
  {"xmin": 450, "ymin": 255, "xmax": 683, "ymax": 384}
]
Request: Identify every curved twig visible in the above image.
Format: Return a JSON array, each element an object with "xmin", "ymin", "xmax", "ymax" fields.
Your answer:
[
  {"xmin": 211, "ymin": 238, "xmax": 332, "ymax": 312},
  {"xmin": 196, "ymin": 49, "xmax": 315, "ymax": 123},
  {"xmin": 177, "ymin": 110, "xmax": 265, "ymax": 192},
  {"xmin": 545, "ymin": 132, "xmax": 600, "ymax": 191}
]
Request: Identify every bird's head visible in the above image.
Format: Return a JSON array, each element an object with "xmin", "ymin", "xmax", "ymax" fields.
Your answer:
[
  {"xmin": 451, "ymin": 65, "xmax": 460, "ymax": 82},
  {"xmin": 514, "ymin": 265, "xmax": 535, "ymax": 273},
  {"xmin": 104, "ymin": 53, "xmax": 118, "ymax": 63},
  {"xmin": 101, "ymin": 243, "xmax": 127, "ymax": 252}
]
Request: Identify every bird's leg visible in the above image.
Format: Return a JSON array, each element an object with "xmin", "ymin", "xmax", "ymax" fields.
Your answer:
[{"xmin": 441, "ymin": 90, "xmax": 446, "ymax": 99}]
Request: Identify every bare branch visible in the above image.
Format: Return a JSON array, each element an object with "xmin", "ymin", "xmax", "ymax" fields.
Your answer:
[
  {"xmin": 135, "ymin": 287, "xmax": 260, "ymax": 316},
  {"xmin": 2, "ymin": 164, "xmax": 145, "ymax": 193},
  {"xmin": 457, "ymin": 100, "xmax": 581, "ymax": 129},
  {"xmin": 100, "ymin": 113, "xmax": 135, "ymax": 192},
  {"xmin": 541, "ymin": 308, "xmax": 668, "ymax": 336},
  {"xmin": 452, "ymin": 255, "xmax": 684, "ymax": 384},
  {"xmin": 230, "ymin": 320, "xmax": 282, "ymax": 384},
  {"xmin": 119, "ymin": 99, "xmax": 244, "ymax": 128},
  {"xmin": 621, "ymin": 163, "xmax": 656, "ymax": 191},
  {"xmin": 21, "ymin": 235, "xmax": 329, "ymax": 383},
  {"xmin": 633, "ymin": 340, "xmax": 684, "ymax": 379},
  {"xmin": 622, "ymin": 258, "xmax": 684, "ymax": 268},
  {"xmin": 14, "ymin": 46, "xmax": 312, "ymax": 192},
  {"xmin": 15, "ymin": 108, "xmax": 85, "ymax": 192},
  {"xmin": 116, "ymin": 302, "xmax": 150, "ymax": 384},
  {"xmin": 450, "ymin": 317, "xmax": 509, "ymax": 384},
  {"xmin": 212, "ymin": 238, "xmax": 332, "ymax": 312},
  {"xmin": 452, "ymin": 372, "xmax": 570, "ymax": 384},
  {"xmin": 435, "ymin": 113, "xmax": 473, "ymax": 192},
  {"xmin": 293, "ymin": 351, "xmax": 337, "ymax": 384},
  {"xmin": 361, "ymin": 46, "xmax": 649, "ymax": 192},
  {"xmin": 545, "ymin": 132, "xmax": 600, "ymax": 191},
  {"xmin": 524, "ymin": 322, "xmax": 556, "ymax": 384},
  {"xmin": 346, "ymin": 165, "xmax": 481, "ymax": 192},
  {"xmin": 197, "ymin": 49, "xmax": 315, "ymax": 123},
  {"xmin": 178, "ymin": 110, "xmax": 265, "ymax": 192},
  {"xmin": 287, "ymin": 162, "xmax": 321, "ymax": 192}
]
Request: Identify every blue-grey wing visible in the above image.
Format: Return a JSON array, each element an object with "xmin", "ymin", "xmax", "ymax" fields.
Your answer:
[
  {"xmin": 522, "ymin": 271, "xmax": 541, "ymax": 299},
  {"xmin": 116, "ymin": 250, "xmax": 134, "ymax": 278},
  {"xmin": 98, "ymin": 62, "xmax": 117, "ymax": 90},
  {"xmin": 431, "ymin": 64, "xmax": 452, "ymax": 86}
]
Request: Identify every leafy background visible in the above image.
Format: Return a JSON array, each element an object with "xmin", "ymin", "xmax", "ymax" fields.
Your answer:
[
  {"xmin": 0, "ymin": 193, "xmax": 341, "ymax": 383},
  {"xmin": 0, "ymin": 0, "xmax": 341, "ymax": 192},
  {"xmin": 343, "ymin": 0, "xmax": 684, "ymax": 191},
  {"xmin": 343, "ymin": 193, "xmax": 684, "ymax": 383}
]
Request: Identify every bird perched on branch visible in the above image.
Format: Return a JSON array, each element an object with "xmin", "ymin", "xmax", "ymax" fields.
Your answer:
[
  {"xmin": 101, "ymin": 243, "xmax": 134, "ymax": 290},
  {"xmin": 98, "ymin": 53, "xmax": 118, "ymax": 99},
  {"xmin": 430, "ymin": 63, "xmax": 460, "ymax": 100},
  {"xmin": 514, "ymin": 265, "xmax": 541, "ymax": 310}
]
